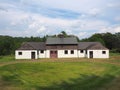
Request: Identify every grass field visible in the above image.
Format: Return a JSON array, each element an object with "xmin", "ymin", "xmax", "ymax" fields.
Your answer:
[
  {"xmin": 0, "ymin": 53, "xmax": 120, "ymax": 90},
  {"xmin": 0, "ymin": 55, "xmax": 15, "ymax": 62}
]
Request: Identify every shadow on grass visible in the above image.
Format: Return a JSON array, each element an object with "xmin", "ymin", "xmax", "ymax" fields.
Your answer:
[
  {"xmin": 35, "ymin": 74, "xmax": 115, "ymax": 90},
  {"xmin": 1, "ymin": 72, "xmax": 23, "ymax": 86},
  {"xmin": 0, "ymin": 73, "xmax": 116, "ymax": 90}
]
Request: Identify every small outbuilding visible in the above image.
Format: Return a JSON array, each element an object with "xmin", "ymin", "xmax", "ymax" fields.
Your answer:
[{"xmin": 78, "ymin": 42, "xmax": 109, "ymax": 58}]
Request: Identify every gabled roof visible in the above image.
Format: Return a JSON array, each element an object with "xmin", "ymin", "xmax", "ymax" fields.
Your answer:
[
  {"xmin": 17, "ymin": 42, "xmax": 46, "ymax": 50},
  {"xmin": 46, "ymin": 37, "xmax": 78, "ymax": 45},
  {"xmin": 87, "ymin": 43, "xmax": 108, "ymax": 50},
  {"xmin": 78, "ymin": 42, "xmax": 108, "ymax": 50}
]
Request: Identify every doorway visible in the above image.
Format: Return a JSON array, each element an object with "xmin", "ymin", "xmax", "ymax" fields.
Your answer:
[
  {"xmin": 89, "ymin": 51, "xmax": 93, "ymax": 58},
  {"xmin": 50, "ymin": 51, "xmax": 57, "ymax": 58},
  {"xmin": 31, "ymin": 52, "xmax": 35, "ymax": 59}
]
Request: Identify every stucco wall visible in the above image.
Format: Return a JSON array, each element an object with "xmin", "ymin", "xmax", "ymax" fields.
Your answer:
[
  {"xmin": 58, "ymin": 50, "xmax": 78, "ymax": 58},
  {"xmin": 15, "ymin": 49, "xmax": 109, "ymax": 59},
  {"xmin": 15, "ymin": 50, "xmax": 38, "ymax": 59},
  {"xmin": 45, "ymin": 50, "xmax": 50, "ymax": 58},
  {"xmin": 39, "ymin": 50, "xmax": 46, "ymax": 58},
  {"xmin": 78, "ymin": 50, "xmax": 86, "ymax": 58},
  {"xmin": 87, "ymin": 50, "xmax": 109, "ymax": 58}
]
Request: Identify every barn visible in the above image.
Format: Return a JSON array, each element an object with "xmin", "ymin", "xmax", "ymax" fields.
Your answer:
[{"xmin": 15, "ymin": 36, "xmax": 109, "ymax": 59}]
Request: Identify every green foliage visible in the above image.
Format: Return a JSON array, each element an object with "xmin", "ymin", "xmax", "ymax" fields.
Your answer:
[
  {"xmin": 0, "ymin": 36, "xmax": 14, "ymax": 55},
  {"xmin": 0, "ymin": 36, "xmax": 44, "ymax": 55},
  {"xmin": 81, "ymin": 32, "xmax": 120, "ymax": 53},
  {"xmin": 89, "ymin": 34, "xmax": 105, "ymax": 45},
  {"xmin": 61, "ymin": 31, "xmax": 67, "ymax": 37}
]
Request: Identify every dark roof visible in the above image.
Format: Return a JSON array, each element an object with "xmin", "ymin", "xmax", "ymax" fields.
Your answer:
[
  {"xmin": 17, "ymin": 42, "xmax": 46, "ymax": 50},
  {"xmin": 78, "ymin": 42, "xmax": 108, "ymax": 50},
  {"xmin": 17, "ymin": 40, "xmax": 108, "ymax": 50},
  {"xmin": 46, "ymin": 37, "xmax": 78, "ymax": 45},
  {"xmin": 87, "ymin": 43, "xmax": 108, "ymax": 50}
]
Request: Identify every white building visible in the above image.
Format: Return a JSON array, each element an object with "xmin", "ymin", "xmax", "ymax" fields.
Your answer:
[{"xmin": 15, "ymin": 37, "xmax": 109, "ymax": 59}]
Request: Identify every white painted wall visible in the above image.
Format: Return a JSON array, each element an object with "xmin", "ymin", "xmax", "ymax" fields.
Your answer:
[
  {"xmin": 15, "ymin": 49, "xmax": 109, "ymax": 59},
  {"xmin": 15, "ymin": 50, "xmax": 38, "ymax": 59},
  {"xmin": 87, "ymin": 50, "xmax": 109, "ymax": 58},
  {"xmin": 58, "ymin": 50, "xmax": 78, "ymax": 58},
  {"xmin": 39, "ymin": 50, "xmax": 46, "ymax": 58},
  {"xmin": 78, "ymin": 50, "xmax": 86, "ymax": 58},
  {"xmin": 45, "ymin": 50, "xmax": 50, "ymax": 58}
]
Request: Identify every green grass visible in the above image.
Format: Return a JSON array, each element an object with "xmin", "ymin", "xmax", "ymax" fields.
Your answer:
[
  {"xmin": 0, "ymin": 62, "xmax": 120, "ymax": 90},
  {"xmin": 0, "ymin": 55, "xmax": 15, "ymax": 62},
  {"xmin": 0, "ymin": 53, "xmax": 120, "ymax": 90},
  {"xmin": 110, "ymin": 52, "xmax": 120, "ymax": 56}
]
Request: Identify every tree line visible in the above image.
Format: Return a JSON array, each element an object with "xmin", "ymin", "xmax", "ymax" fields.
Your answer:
[
  {"xmin": 0, "ymin": 32, "xmax": 120, "ymax": 55},
  {"xmin": 0, "ymin": 36, "xmax": 46, "ymax": 55},
  {"xmin": 80, "ymin": 32, "xmax": 120, "ymax": 53}
]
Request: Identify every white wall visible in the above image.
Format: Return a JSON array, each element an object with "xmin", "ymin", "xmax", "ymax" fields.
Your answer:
[
  {"xmin": 87, "ymin": 50, "xmax": 109, "ymax": 58},
  {"xmin": 58, "ymin": 50, "xmax": 78, "ymax": 58},
  {"xmin": 78, "ymin": 50, "xmax": 86, "ymax": 58},
  {"xmin": 45, "ymin": 50, "xmax": 50, "ymax": 58},
  {"xmin": 15, "ymin": 50, "xmax": 38, "ymax": 59},
  {"xmin": 39, "ymin": 50, "xmax": 46, "ymax": 58},
  {"xmin": 15, "ymin": 49, "xmax": 109, "ymax": 59}
]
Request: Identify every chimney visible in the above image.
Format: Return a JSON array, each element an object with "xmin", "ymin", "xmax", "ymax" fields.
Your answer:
[{"xmin": 58, "ymin": 33, "xmax": 64, "ymax": 38}]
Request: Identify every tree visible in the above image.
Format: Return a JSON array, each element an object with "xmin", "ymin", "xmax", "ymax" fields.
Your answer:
[
  {"xmin": 0, "ymin": 36, "xmax": 14, "ymax": 55},
  {"xmin": 61, "ymin": 31, "xmax": 67, "ymax": 37},
  {"xmin": 102, "ymin": 32, "xmax": 116, "ymax": 49},
  {"xmin": 89, "ymin": 34, "xmax": 105, "ymax": 45},
  {"xmin": 80, "ymin": 33, "xmax": 105, "ymax": 46}
]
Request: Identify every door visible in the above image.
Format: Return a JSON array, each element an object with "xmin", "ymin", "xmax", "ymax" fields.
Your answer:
[
  {"xmin": 31, "ymin": 52, "xmax": 35, "ymax": 59},
  {"xmin": 50, "ymin": 51, "xmax": 57, "ymax": 58},
  {"xmin": 89, "ymin": 51, "xmax": 93, "ymax": 58}
]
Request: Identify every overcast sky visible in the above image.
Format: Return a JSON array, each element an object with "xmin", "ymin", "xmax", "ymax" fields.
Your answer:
[{"xmin": 0, "ymin": 0, "xmax": 120, "ymax": 38}]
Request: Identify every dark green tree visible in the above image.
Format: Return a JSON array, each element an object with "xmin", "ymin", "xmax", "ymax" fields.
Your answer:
[{"xmin": 61, "ymin": 31, "xmax": 67, "ymax": 37}]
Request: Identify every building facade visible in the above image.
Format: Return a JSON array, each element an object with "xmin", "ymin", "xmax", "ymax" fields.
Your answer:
[{"xmin": 15, "ymin": 37, "xmax": 109, "ymax": 59}]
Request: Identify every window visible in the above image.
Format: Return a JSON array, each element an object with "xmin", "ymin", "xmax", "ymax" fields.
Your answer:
[
  {"xmin": 40, "ymin": 50, "xmax": 44, "ymax": 53},
  {"xmin": 71, "ymin": 50, "xmax": 74, "ymax": 54},
  {"xmin": 102, "ymin": 51, "xmax": 106, "ymax": 54},
  {"xmin": 80, "ymin": 50, "xmax": 83, "ymax": 53},
  {"xmin": 64, "ymin": 50, "xmax": 68, "ymax": 54},
  {"xmin": 18, "ymin": 52, "xmax": 22, "ymax": 55}
]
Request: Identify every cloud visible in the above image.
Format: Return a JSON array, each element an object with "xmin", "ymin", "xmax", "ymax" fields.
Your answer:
[
  {"xmin": 0, "ymin": 0, "xmax": 120, "ymax": 39},
  {"xmin": 88, "ymin": 8, "xmax": 101, "ymax": 17},
  {"xmin": 0, "ymin": 7, "xmax": 8, "ymax": 12},
  {"xmin": 107, "ymin": 3, "xmax": 120, "ymax": 8},
  {"xmin": 113, "ymin": 26, "xmax": 120, "ymax": 32},
  {"xmin": 100, "ymin": 25, "xmax": 120, "ymax": 33},
  {"xmin": 115, "ymin": 17, "xmax": 120, "ymax": 21},
  {"xmin": 0, "ymin": 7, "xmax": 118, "ymax": 38}
]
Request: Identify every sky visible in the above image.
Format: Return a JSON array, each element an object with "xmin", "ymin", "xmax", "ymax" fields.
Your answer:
[{"xmin": 0, "ymin": 0, "xmax": 120, "ymax": 39}]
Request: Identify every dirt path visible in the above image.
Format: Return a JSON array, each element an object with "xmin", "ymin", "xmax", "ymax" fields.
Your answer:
[{"xmin": 0, "ymin": 58, "xmax": 120, "ymax": 67}]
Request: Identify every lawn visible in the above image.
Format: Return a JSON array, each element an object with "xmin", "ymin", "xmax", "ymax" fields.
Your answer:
[
  {"xmin": 0, "ymin": 55, "xmax": 15, "ymax": 62},
  {"xmin": 0, "ymin": 53, "xmax": 120, "ymax": 90},
  {"xmin": 0, "ymin": 62, "xmax": 120, "ymax": 90}
]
